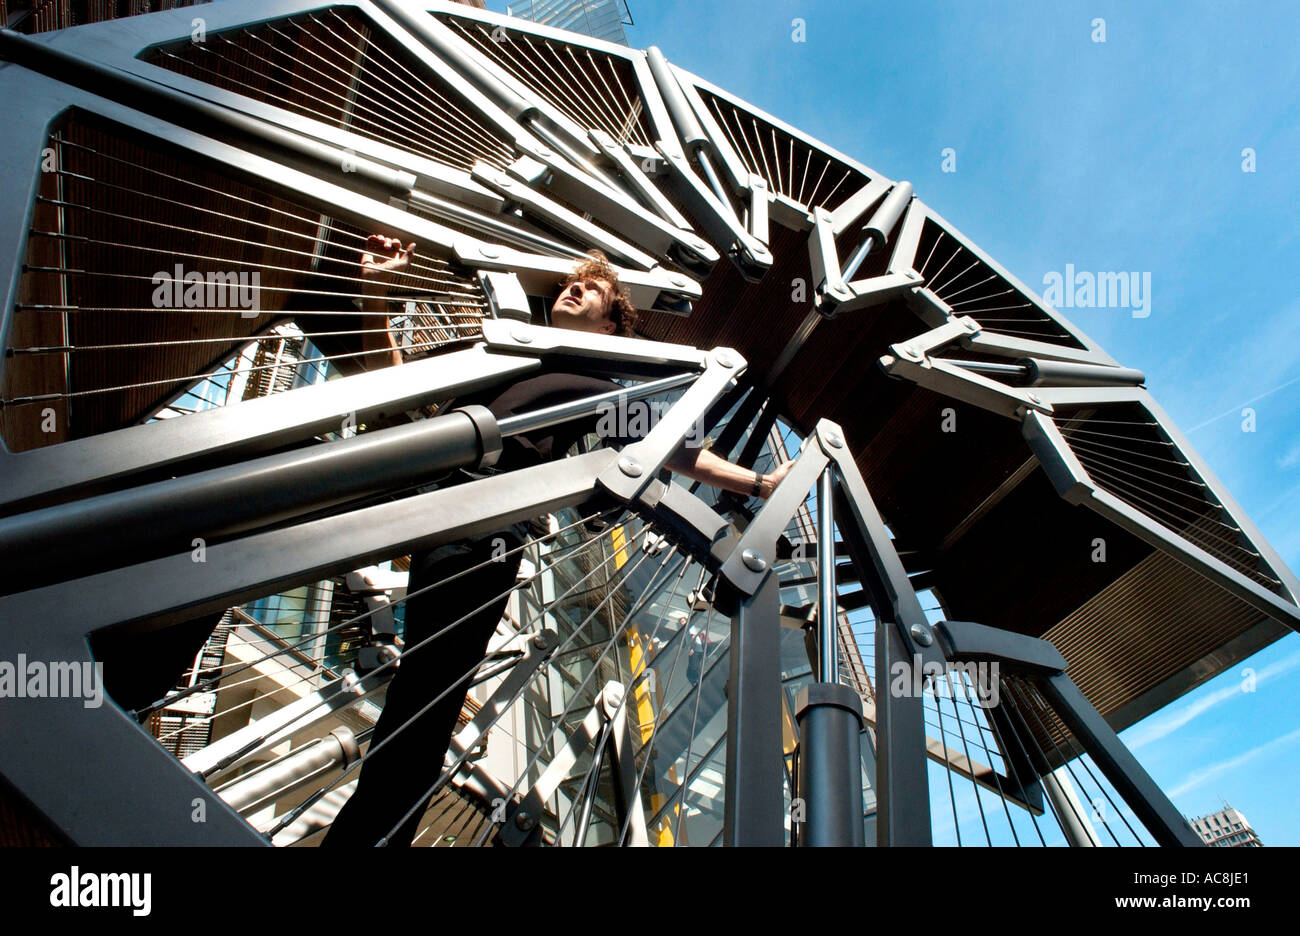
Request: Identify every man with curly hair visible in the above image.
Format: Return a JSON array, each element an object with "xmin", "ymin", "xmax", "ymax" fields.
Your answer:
[
  {"xmin": 322, "ymin": 237, "xmax": 791, "ymax": 846},
  {"xmin": 551, "ymin": 251, "xmax": 639, "ymax": 337}
]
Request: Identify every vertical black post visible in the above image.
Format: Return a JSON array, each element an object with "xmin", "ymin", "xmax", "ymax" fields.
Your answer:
[
  {"xmin": 794, "ymin": 466, "xmax": 866, "ymax": 846},
  {"xmin": 794, "ymin": 683, "xmax": 866, "ymax": 845},
  {"xmin": 871, "ymin": 610, "xmax": 933, "ymax": 845},
  {"xmin": 721, "ymin": 573, "xmax": 787, "ymax": 846}
]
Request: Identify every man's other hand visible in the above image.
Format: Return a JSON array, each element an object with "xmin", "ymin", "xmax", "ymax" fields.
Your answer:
[{"xmin": 361, "ymin": 235, "xmax": 416, "ymax": 293}]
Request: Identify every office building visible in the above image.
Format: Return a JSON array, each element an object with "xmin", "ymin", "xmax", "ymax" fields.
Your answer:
[
  {"xmin": 1190, "ymin": 806, "xmax": 1263, "ymax": 847},
  {"xmin": 508, "ymin": 0, "xmax": 633, "ymax": 45}
]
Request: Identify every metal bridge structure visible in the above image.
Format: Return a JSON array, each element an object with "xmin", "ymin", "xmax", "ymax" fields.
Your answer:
[{"xmin": 0, "ymin": 0, "xmax": 1296, "ymax": 847}]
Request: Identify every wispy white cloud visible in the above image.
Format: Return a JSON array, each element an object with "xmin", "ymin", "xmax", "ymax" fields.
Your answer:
[
  {"xmin": 1168, "ymin": 725, "xmax": 1300, "ymax": 799},
  {"xmin": 1184, "ymin": 372, "xmax": 1300, "ymax": 434},
  {"xmin": 1125, "ymin": 650, "xmax": 1300, "ymax": 751}
]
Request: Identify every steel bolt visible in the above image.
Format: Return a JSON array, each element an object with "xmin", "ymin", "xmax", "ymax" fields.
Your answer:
[
  {"xmin": 512, "ymin": 328, "xmax": 533, "ymax": 344},
  {"xmin": 618, "ymin": 456, "xmax": 643, "ymax": 478},
  {"xmin": 741, "ymin": 548, "xmax": 768, "ymax": 573},
  {"xmin": 825, "ymin": 432, "xmax": 844, "ymax": 449},
  {"xmin": 515, "ymin": 811, "xmax": 535, "ymax": 830},
  {"xmin": 479, "ymin": 244, "xmax": 501, "ymax": 259},
  {"xmin": 909, "ymin": 623, "xmax": 934, "ymax": 647}
]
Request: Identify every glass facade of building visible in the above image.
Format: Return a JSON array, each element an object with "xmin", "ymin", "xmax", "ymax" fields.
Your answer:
[{"xmin": 507, "ymin": 0, "xmax": 633, "ymax": 46}]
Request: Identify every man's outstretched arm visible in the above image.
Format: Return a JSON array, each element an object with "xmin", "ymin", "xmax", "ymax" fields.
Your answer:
[
  {"xmin": 666, "ymin": 446, "xmax": 795, "ymax": 500},
  {"xmin": 359, "ymin": 234, "xmax": 414, "ymax": 370}
]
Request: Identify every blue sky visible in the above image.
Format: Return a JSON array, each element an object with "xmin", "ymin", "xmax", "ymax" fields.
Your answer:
[{"xmin": 483, "ymin": 0, "xmax": 1300, "ymax": 843}]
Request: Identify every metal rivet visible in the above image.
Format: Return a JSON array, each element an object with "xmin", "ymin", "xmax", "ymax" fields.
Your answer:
[
  {"xmin": 532, "ymin": 633, "xmax": 550, "ymax": 651},
  {"xmin": 671, "ymin": 276, "xmax": 688, "ymax": 287},
  {"xmin": 497, "ymin": 176, "xmax": 513, "ymax": 187},
  {"xmin": 511, "ymin": 328, "xmax": 533, "ymax": 343},
  {"xmin": 910, "ymin": 624, "xmax": 933, "ymax": 647},
  {"xmin": 479, "ymin": 245, "xmax": 500, "ymax": 259},
  {"xmin": 618, "ymin": 456, "xmax": 643, "ymax": 478},
  {"xmin": 741, "ymin": 548, "xmax": 767, "ymax": 573},
  {"xmin": 825, "ymin": 432, "xmax": 843, "ymax": 449},
  {"xmin": 515, "ymin": 811, "xmax": 535, "ymax": 830},
  {"xmin": 1027, "ymin": 392, "xmax": 1041, "ymax": 404},
  {"xmin": 716, "ymin": 351, "xmax": 735, "ymax": 368}
]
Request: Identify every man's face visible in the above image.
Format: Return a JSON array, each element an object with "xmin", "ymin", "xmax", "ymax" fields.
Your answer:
[{"xmin": 551, "ymin": 276, "xmax": 616, "ymax": 335}]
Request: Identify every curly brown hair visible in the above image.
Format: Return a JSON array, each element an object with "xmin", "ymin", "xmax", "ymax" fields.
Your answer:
[{"xmin": 559, "ymin": 250, "xmax": 638, "ymax": 337}]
